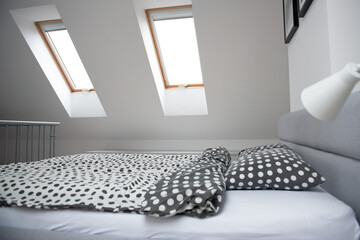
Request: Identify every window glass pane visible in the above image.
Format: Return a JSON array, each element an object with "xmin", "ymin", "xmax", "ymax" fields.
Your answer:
[
  {"xmin": 47, "ymin": 30, "xmax": 94, "ymax": 90},
  {"xmin": 154, "ymin": 18, "xmax": 203, "ymax": 86}
]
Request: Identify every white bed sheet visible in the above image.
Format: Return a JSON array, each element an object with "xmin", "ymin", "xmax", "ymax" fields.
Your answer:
[{"xmin": 0, "ymin": 187, "xmax": 359, "ymax": 240}]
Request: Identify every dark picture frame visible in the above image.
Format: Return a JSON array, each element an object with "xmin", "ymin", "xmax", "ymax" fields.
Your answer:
[
  {"xmin": 283, "ymin": 0, "xmax": 299, "ymax": 44},
  {"xmin": 298, "ymin": 0, "xmax": 313, "ymax": 17}
]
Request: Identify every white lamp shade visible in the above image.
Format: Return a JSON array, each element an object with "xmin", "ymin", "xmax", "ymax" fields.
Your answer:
[{"xmin": 301, "ymin": 63, "xmax": 360, "ymax": 121}]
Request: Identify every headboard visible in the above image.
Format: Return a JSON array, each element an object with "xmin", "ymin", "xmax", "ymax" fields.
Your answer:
[{"xmin": 278, "ymin": 91, "xmax": 360, "ymax": 223}]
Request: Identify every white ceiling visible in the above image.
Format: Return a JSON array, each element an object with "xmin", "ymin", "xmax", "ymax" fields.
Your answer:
[{"xmin": 0, "ymin": 0, "xmax": 289, "ymax": 144}]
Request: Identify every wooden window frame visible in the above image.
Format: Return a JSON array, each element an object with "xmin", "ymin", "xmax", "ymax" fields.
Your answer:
[
  {"xmin": 34, "ymin": 19, "xmax": 95, "ymax": 93},
  {"xmin": 145, "ymin": 5, "xmax": 204, "ymax": 90}
]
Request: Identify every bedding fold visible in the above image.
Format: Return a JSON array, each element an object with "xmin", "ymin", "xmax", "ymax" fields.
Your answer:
[{"xmin": 141, "ymin": 147, "xmax": 231, "ymax": 218}]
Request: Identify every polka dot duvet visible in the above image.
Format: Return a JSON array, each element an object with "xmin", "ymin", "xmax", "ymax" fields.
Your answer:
[{"xmin": 0, "ymin": 147, "xmax": 231, "ymax": 218}]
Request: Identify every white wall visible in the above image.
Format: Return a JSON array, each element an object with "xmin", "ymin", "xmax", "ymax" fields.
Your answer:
[
  {"xmin": 287, "ymin": 0, "xmax": 331, "ymax": 111},
  {"xmin": 288, "ymin": 0, "xmax": 360, "ymax": 111},
  {"xmin": 327, "ymin": 0, "xmax": 360, "ymax": 75},
  {"xmin": 0, "ymin": 0, "xmax": 289, "ymax": 157}
]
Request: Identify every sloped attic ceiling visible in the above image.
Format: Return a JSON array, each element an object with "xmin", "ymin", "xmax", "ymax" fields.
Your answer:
[{"xmin": 0, "ymin": 0, "xmax": 289, "ymax": 154}]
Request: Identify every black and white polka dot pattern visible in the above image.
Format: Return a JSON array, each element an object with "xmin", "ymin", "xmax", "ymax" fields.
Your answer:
[
  {"xmin": 238, "ymin": 143, "xmax": 290, "ymax": 158},
  {"xmin": 0, "ymin": 153, "xmax": 199, "ymax": 213},
  {"xmin": 226, "ymin": 147, "xmax": 325, "ymax": 190},
  {"xmin": 141, "ymin": 147, "xmax": 231, "ymax": 218},
  {"xmin": 201, "ymin": 147, "xmax": 231, "ymax": 169}
]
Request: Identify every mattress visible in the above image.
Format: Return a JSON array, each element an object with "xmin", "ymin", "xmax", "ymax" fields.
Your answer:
[{"xmin": 1, "ymin": 187, "xmax": 359, "ymax": 240}]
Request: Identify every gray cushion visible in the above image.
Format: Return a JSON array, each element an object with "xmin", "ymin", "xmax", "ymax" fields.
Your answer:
[
  {"xmin": 280, "ymin": 140, "xmax": 360, "ymax": 224},
  {"xmin": 278, "ymin": 91, "xmax": 360, "ymax": 161}
]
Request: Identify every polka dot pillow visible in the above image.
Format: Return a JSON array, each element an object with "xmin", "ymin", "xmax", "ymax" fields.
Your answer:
[
  {"xmin": 238, "ymin": 143, "xmax": 290, "ymax": 158},
  {"xmin": 226, "ymin": 147, "xmax": 325, "ymax": 190}
]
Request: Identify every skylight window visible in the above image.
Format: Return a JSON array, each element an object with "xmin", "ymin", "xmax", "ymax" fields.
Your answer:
[
  {"xmin": 35, "ymin": 20, "xmax": 94, "ymax": 92},
  {"xmin": 146, "ymin": 6, "xmax": 204, "ymax": 89}
]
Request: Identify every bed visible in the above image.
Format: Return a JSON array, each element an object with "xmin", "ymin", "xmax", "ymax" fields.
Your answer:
[{"xmin": 1, "ymin": 92, "xmax": 360, "ymax": 240}]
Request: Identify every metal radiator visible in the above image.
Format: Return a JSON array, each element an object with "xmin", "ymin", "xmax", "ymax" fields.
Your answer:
[{"xmin": 0, "ymin": 120, "xmax": 60, "ymax": 164}]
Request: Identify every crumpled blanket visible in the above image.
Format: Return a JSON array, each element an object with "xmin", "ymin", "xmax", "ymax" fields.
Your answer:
[{"xmin": 0, "ymin": 147, "xmax": 230, "ymax": 218}]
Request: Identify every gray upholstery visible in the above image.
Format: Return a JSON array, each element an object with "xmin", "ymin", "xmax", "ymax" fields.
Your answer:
[
  {"xmin": 280, "ymin": 140, "xmax": 360, "ymax": 224},
  {"xmin": 278, "ymin": 91, "xmax": 360, "ymax": 223},
  {"xmin": 278, "ymin": 91, "xmax": 360, "ymax": 161}
]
